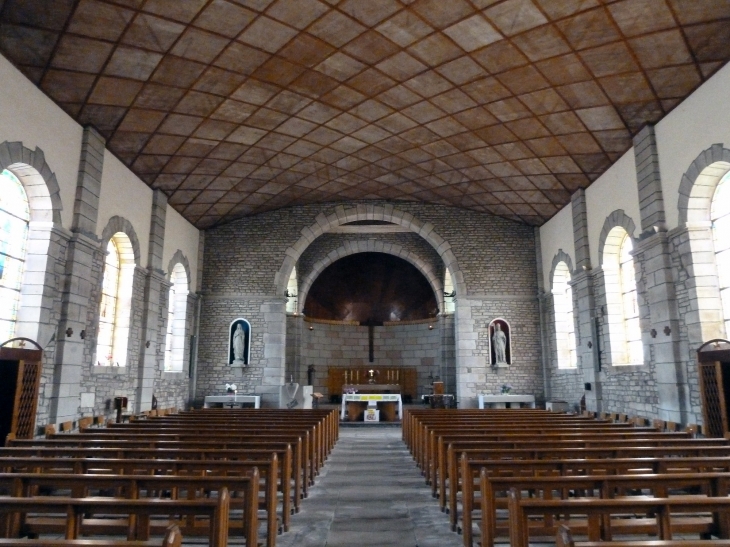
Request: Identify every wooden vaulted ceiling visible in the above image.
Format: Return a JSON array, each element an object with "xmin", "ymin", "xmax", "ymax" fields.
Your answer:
[{"xmin": 1, "ymin": 0, "xmax": 728, "ymax": 228}]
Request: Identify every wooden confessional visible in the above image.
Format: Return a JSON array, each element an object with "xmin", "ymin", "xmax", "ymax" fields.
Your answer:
[
  {"xmin": 0, "ymin": 339, "xmax": 43, "ymax": 442},
  {"xmin": 697, "ymin": 339, "xmax": 730, "ymax": 438}
]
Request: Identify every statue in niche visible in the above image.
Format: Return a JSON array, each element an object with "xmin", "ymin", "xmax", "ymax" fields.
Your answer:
[
  {"xmin": 489, "ymin": 318, "xmax": 511, "ymax": 367},
  {"xmin": 228, "ymin": 319, "xmax": 251, "ymax": 366}
]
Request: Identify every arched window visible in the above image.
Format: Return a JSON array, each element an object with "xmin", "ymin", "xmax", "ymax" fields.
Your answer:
[
  {"xmin": 164, "ymin": 263, "xmax": 188, "ymax": 372},
  {"xmin": 552, "ymin": 261, "xmax": 577, "ymax": 369},
  {"xmin": 443, "ymin": 267, "xmax": 455, "ymax": 314},
  {"xmin": 95, "ymin": 232, "xmax": 135, "ymax": 366},
  {"xmin": 286, "ymin": 266, "xmax": 298, "ymax": 314},
  {"xmin": 0, "ymin": 169, "xmax": 30, "ymax": 342},
  {"xmin": 712, "ymin": 171, "xmax": 730, "ymax": 335},
  {"xmin": 619, "ymin": 235, "xmax": 643, "ymax": 364},
  {"xmin": 603, "ymin": 226, "xmax": 643, "ymax": 365}
]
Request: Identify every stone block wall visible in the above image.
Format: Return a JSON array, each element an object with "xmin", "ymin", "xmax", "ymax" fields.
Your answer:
[
  {"xmin": 293, "ymin": 317, "xmax": 442, "ymax": 400},
  {"xmin": 199, "ymin": 200, "xmax": 542, "ymax": 407}
]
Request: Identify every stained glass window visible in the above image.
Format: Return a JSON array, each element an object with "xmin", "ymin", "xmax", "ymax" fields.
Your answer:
[
  {"xmin": 96, "ymin": 239, "xmax": 120, "ymax": 365},
  {"xmin": 164, "ymin": 263, "xmax": 188, "ymax": 372},
  {"xmin": 444, "ymin": 268, "xmax": 455, "ymax": 314},
  {"xmin": 286, "ymin": 266, "xmax": 298, "ymax": 314},
  {"xmin": 0, "ymin": 169, "xmax": 30, "ymax": 343},
  {"xmin": 712, "ymin": 171, "xmax": 730, "ymax": 335},
  {"xmin": 619, "ymin": 234, "xmax": 643, "ymax": 364},
  {"xmin": 553, "ymin": 261, "xmax": 577, "ymax": 369}
]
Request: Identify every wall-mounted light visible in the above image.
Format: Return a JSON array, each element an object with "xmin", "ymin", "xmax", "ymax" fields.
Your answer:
[
  {"xmin": 308, "ymin": 326, "xmax": 314, "ymax": 331},
  {"xmin": 428, "ymin": 325, "xmax": 433, "ymax": 330}
]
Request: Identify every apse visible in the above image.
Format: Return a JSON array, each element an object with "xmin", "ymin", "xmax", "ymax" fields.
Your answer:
[{"xmin": 303, "ymin": 253, "xmax": 439, "ymax": 324}]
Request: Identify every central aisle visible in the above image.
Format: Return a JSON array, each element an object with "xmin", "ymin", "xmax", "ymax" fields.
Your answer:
[{"xmin": 275, "ymin": 426, "xmax": 463, "ymax": 547}]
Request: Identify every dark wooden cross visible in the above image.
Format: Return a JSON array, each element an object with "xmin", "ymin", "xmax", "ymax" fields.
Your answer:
[{"xmin": 362, "ymin": 318, "xmax": 379, "ymax": 363}]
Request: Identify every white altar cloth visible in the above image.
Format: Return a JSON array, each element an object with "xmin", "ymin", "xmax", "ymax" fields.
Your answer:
[
  {"xmin": 204, "ymin": 395, "xmax": 261, "ymax": 408},
  {"xmin": 478, "ymin": 394, "xmax": 536, "ymax": 409},
  {"xmin": 340, "ymin": 393, "xmax": 402, "ymax": 420}
]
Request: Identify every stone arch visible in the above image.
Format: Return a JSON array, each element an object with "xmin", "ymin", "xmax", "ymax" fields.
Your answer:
[
  {"xmin": 100, "ymin": 216, "xmax": 141, "ymax": 266},
  {"xmin": 297, "ymin": 240, "xmax": 443, "ymax": 314},
  {"xmin": 678, "ymin": 143, "xmax": 730, "ymax": 225},
  {"xmin": 0, "ymin": 141, "xmax": 63, "ymax": 224},
  {"xmin": 548, "ymin": 250, "xmax": 574, "ymax": 292},
  {"xmin": 275, "ymin": 204, "xmax": 465, "ymax": 297},
  {"xmin": 598, "ymin": 210, "xmax": 637, "ymax": 266},
  {"xmin": 166, "ymin": 250, "xmax": 191, "ymax": 287}
]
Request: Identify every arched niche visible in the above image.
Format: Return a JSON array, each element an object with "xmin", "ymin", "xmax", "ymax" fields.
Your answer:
[{"xmin": 488, "ymin": 317, "xmax": 511, "ymax": 367}]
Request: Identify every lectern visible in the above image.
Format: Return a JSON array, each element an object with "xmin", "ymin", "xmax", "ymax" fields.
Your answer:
[
  {"xmin": 0, "ymin": 338, "xmax": 43, "ymax": 442},
  {"xmin": 697, "ymin": 339, "xmax": 730, "ymax": 437}
]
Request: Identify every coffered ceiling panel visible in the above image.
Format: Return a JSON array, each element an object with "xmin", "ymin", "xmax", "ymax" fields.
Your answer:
[{"xmin": 1, "ymin": 0, "xmax": 728, "ymax": 228}]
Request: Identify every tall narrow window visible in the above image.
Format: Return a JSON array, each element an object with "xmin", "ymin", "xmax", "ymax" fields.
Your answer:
[
  {"xmin": 96, "ymin": 232, "xmax": 135, "ymax": 366},
  {"xmin": 164, "ymin": 263, "xmax": 188, "ymax": 372},
  {"xmin": 0, "ymin": 169, "xmax": 30, "ymax": 342},
  {"xmin": 619, "ymin": 235, "xmax": 643, "ymax": 364},
  {"xmin": 553, "ymin": 261, "xmax": 577, "ymax": 369},
  {"xmin": 712, "ymin": 171, "xmax": 730, "ymax": 335},
  {"xmin": 286, "ymin": 266, "xmax": 298, "ymax": 314},
  {"xmin": 443, "ymin": 268, "xmax": 455, "ymax": 314}
]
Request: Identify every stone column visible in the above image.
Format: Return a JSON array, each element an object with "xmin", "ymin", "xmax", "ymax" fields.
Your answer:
[
  {"xmin": 49, "ymin": 127, "xmax": 105, "ymax": 423},
  {"xmin": 455, "ymin": 298, "xmax": 480, "ymax": 408},
  {"xmin": 633, "ymin": 125, "xmax": 690, "ymax": 423},
  {"xmin": 534, "ymin": 227, "xmax": 551, "ymax": 400},
  {"xmin": 571, "ymin": 190, "xmax": 601, "ymax": 412},
  {"xmin": 135, "ymin": 190, "xmax": 167, "ymax": 412}
]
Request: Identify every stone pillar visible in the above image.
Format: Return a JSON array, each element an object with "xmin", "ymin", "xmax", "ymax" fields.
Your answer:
[
  {"xmin": 135, "ymin": 190, "xmax": 167, "ymax": 412},
  {"xmin": 49, "ymin": 127, "xmax": 105, "ymax": 423},
  {"xmin": 571, "ymin": 190, "xmax": 601, "ymax": 411},
  {"xmin": 261, "ymin": 298, "xmax": 287, "ymax": 407},
  {"xmin": 635, "ymin": 125, "xmax": 666, "ymax": 233},
  {"xmin": 534, "ymin": 227, "xmax": 551, "ymax": 400},
  {"xmin": 633, "ymin": 125, "xmax": 690, "ymax": 423},
  {"xmin": 455, "ymin": 298, "xmax": 480, "ymax": 408}
]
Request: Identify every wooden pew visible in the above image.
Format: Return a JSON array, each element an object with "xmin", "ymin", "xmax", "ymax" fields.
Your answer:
[
  {"xmin": 508, "ymin": 488, "xmax": 730, "ymax": 547},
  {"xmin": 478, "ymin": 472, "xmax": 730, "ymax": 547},
  {"xmin": 447, "ymin": 442, "xmax": 730, "ymax": 524},
  {"xmin": 0, "ymin": 523, "xmax": 181, "ymax": 547},
  {"xmin": 0, "ymin": 458, "xmax": 271, "ymax": 546},
  {"xmin": 556, "ymin": 523, "xmax": 730, "ymax": 547},
  {"xmin": 8, "ymin": 437, "xmax": 306, "ymax": 509},
  {"xmin": 0, "ymin": 444, "xmax": 294, "ymax": 522},
  {"xmin": 0, "ymin": 489, "xmax": 231, "ymax": 547},
  {"xmin": 0, "ymin": 473, "xmax": 257, "ymax": 547}
]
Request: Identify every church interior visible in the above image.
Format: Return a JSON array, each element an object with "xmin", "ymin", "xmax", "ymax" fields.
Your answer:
[{"xmin": 2, "ymin": 0, "xmax": 730, "ymax": 545}]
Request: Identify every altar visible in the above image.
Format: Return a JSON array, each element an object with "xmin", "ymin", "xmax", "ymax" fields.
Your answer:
[
  {"xmin": 203, "ymin": 395, "xmax": 261, "ymax": 408},
  {"xmin": 340, "ymin": 393, "xmax": 402, "ymax": 422},
  {"xmin": 478, "ymin": 394, "xmax": 536, "ymax": 409},
  {"xmin": 342, "ymin": 384, "xmax": 400, "ymax": 393}
]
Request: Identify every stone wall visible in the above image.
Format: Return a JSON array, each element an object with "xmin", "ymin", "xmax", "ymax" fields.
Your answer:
[
  {"xmin": 294, "ymin": 317, "xmax": 442, "ymax": 400},
  {"xmin": 198, "ymin": 200, "xmax": 542, "ymax": 407}
]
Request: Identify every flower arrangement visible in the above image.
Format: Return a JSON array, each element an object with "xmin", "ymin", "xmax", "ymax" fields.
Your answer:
[
  {"xmin": 226, "ymin": 383, "xmax": 237, "ymax": 394},
  {"xmin": 344, "ymin": 387, "xmax": 358, "ymax": 394},
  {"xmin": 500, "ymin": 383, "xmax": 513, "ymax": 394}
]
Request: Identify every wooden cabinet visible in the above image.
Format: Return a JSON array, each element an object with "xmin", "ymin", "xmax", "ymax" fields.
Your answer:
[
  {"xmin": 0, "ymin": 343, "xmax": 43, "ymax": 442},
  {"xmin": 697, "ymin": 339, "xmax": 730, "ymax": 437},
  {"xmin": 327, "ymin": 367, "xmax": 417, "ymax": 402}
]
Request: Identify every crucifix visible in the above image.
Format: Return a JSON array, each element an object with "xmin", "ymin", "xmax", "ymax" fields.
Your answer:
[{"xmin": 363, "ymin": 318, "xmax": 377, "ymax": 363}]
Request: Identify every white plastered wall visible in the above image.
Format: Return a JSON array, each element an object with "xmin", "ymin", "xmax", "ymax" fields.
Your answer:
[
  {"xmin": 586, "ymin": 150, "xmax": 641, "ymax": 268},
  {"xmin": 163, "ymin": 204, "xmax": 200, "ymax": 290},
  {"xmin": 656, "ymin": 62, "xmax": 730, "ymax": 231},
  {"xmin": 97, "ymin": 151, "xmax": 152, "ymax": 262},
  {"xmin": 540, "ymin": 203, "xmax": 575, "ymax": 287},
  {"xmin": 0, "ymin": 54, "xmax": 82, "ymax": 229}
]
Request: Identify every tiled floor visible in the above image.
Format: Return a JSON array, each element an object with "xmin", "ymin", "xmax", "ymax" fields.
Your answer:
[{"xmin": 274, "ymin": 426, "xmax": 464, "ymax": 547}]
